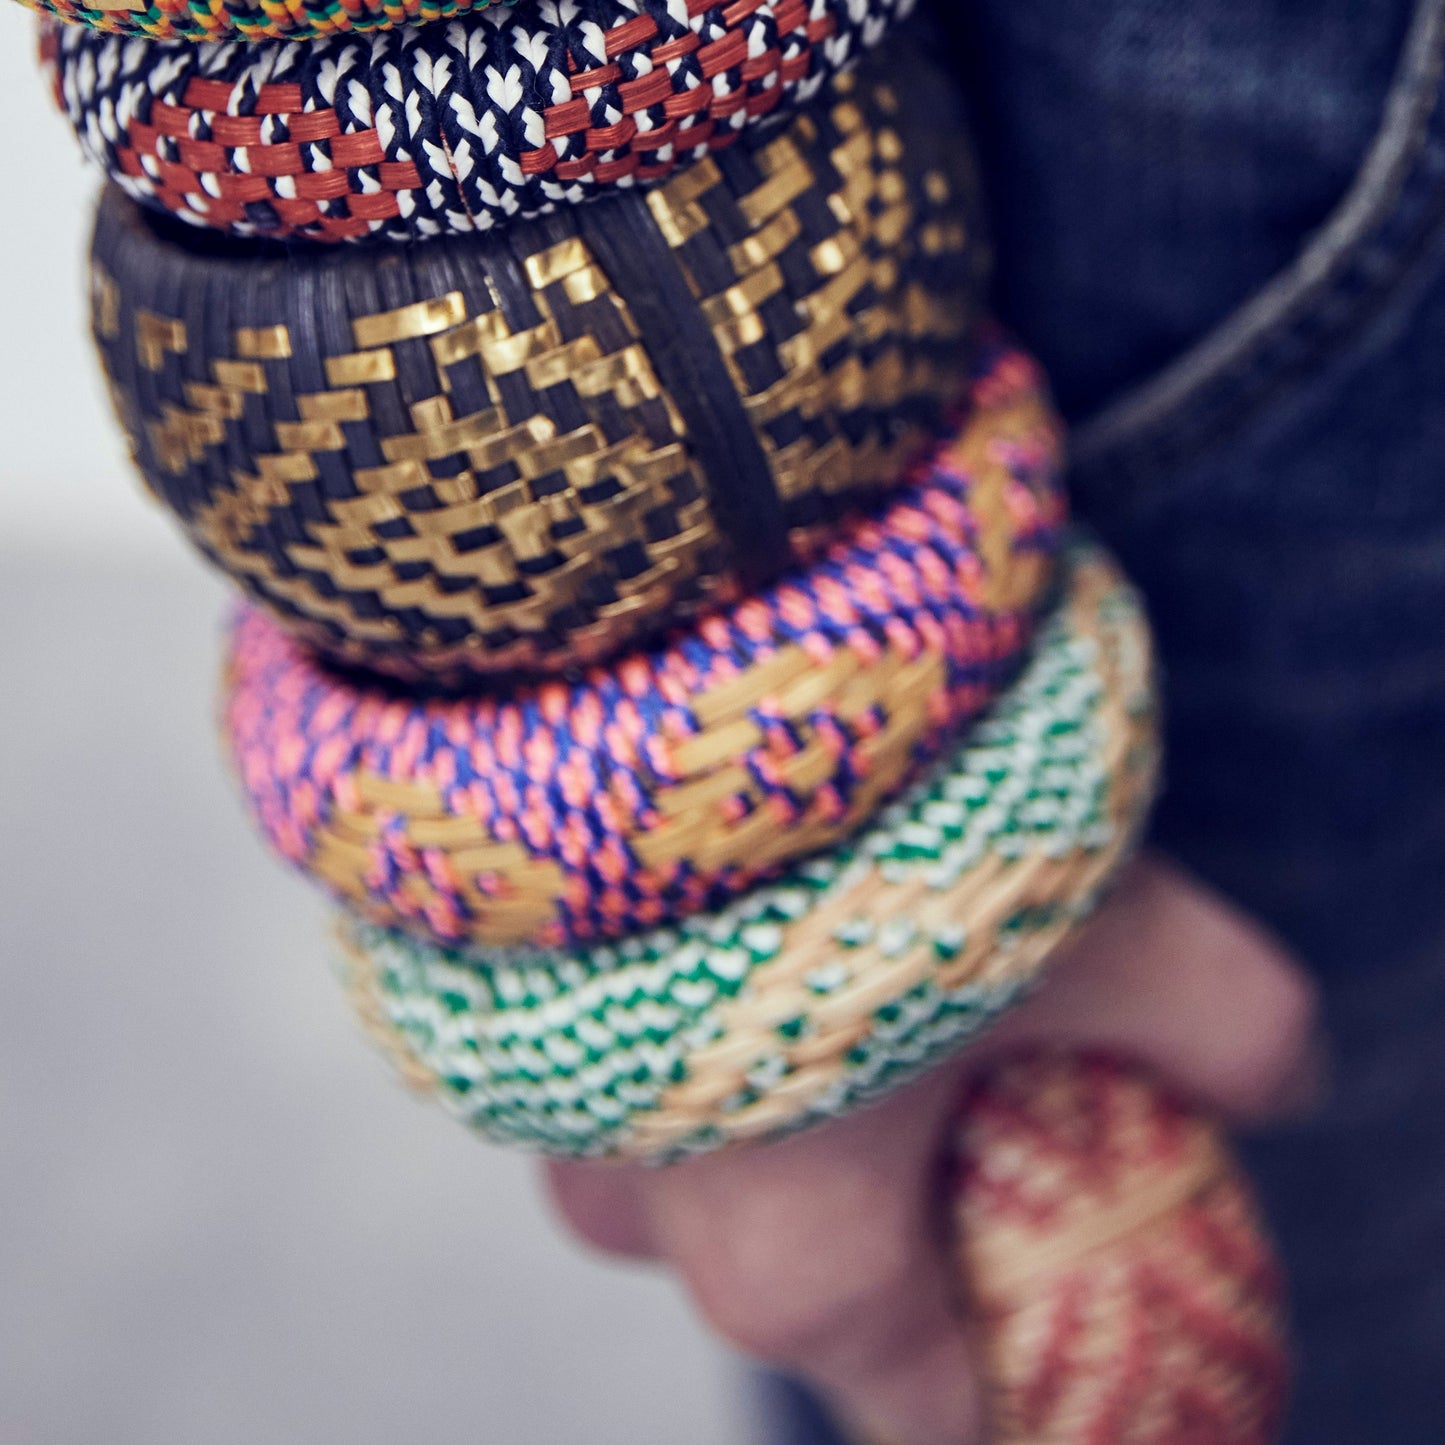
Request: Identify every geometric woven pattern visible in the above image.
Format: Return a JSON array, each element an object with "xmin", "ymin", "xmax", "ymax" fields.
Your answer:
[
  {"xmin": 953, "ymin": 1055, "xmax": 1289, "ymax": 1445},
  {"xmin": 224, "ymin": 350, "xmax": 1065, "ymax": 952},
  {"xmin": 27, "ymin": 0, "xmax": 507, "ymax": 43},
  {"xmin": 332, "ymin": 539, "xmax": 1160, "ymax": 1158},
  {"xmin": 45, "ymin": 0, "xmax": 915, "ymax": 238},
  {"xmin": 93, "ymin": 49, "xmax": 989, "ymax": 679}
]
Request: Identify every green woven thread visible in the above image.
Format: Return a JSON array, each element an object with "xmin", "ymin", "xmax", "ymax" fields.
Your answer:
[{"xmin": 339, "ymin": 547, "xmax": 1151, "ymax": 1158}]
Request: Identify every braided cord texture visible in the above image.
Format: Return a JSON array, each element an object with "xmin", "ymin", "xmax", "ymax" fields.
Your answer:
[
  {"xmin": 954, "ymin": 1056, "xmax": 1289, "ymax": 1444},
  {"xmin": 27, "ymin": 0, "xmax": 508, "ymax": 44},
  {"xmin": 332, "ymin": 539, "xmax": 1159, "ymax": 1159},
  {"xmin": 91, "ymin": 49, "xmax": 988, "ymax": 680},
  {"xmin": 224, "ymin": 345, "xmax": 1066, "ymax": 952},
  {"xmin": 45, "ymin": 0, "xmax": 915, "ymax": 239}
]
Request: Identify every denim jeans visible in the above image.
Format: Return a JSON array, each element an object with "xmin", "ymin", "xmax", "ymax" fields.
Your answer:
[{"xmin": 778, "ymin": 0, "xmax": 1445, "ymax": 1437}]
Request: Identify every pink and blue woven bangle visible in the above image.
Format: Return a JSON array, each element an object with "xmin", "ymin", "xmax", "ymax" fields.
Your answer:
[{"xmin": 223, "ymin": 344, "xmax": 1067, "ymax": 952}]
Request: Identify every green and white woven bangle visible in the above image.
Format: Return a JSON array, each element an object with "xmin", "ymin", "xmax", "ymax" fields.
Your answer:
[{"xmin": 335, "ymin": 539, "xmax": 1159, "ymax": 1161}]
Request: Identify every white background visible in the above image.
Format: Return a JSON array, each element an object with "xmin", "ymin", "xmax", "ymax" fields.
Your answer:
[
  {"xmin": 0, "ymin": 6, "xmax": 176, "ymax": 561},
  {"xmin": 0, "ymin": 12, "xmax": 757, "ymax": 1442}
]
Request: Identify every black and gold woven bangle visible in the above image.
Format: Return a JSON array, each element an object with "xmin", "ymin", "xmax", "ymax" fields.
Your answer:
[{"xmin": 92, "ymin": 45, "xmax": 990, "ymax": 682}]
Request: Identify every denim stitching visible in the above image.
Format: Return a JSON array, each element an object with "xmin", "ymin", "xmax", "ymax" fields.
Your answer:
[{"xmin": 1072, "ymin": 0, "xmax": 1445, "ymax": 497}]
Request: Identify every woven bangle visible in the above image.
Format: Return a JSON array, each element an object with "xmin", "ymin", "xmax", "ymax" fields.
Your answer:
[
  {"xmin": 92, "ymin": 53, "xmax": 990, "ymax": 681},
  {"xmin": 26, "ymin": 0, "xmax": 507, "ymax": 43},
  {"xmin": 331, "ymin": 539, "xmax": 1158, "ymax": 1160},
  {"xmin": 223, "ymin": 349, "xmax": 1066, "ymax": 953},
  {"xmin": 45, "ymin": 0, "xmax": 915, "ymax": 236},
  {"xmin": 952, "ymin": 1054, "xmax": 1290, "ymax": 1445}
]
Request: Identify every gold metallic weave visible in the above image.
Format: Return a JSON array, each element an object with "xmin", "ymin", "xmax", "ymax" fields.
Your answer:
[{"xmin": 93, "ymin": 52, "xmax": 988, "ymax": 681}]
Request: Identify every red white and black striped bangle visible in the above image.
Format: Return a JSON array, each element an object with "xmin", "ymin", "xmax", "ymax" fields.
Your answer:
[{"xmin": 45, "ymin": 0, "xmax": 916, "ymax": 243}]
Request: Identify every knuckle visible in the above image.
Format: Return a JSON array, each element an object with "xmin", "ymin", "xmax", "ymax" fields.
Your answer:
[
  {"xmin": 687, "ymin": 1273, "xmax": 820, "ymax": 1361},
  {"xmin": 673, "ymin": 1213, "xmax": 916, "ymax": 1364},
  {"xmin": 541, "ymin": 1161, "xmax": 653, "ymax": 1259}
]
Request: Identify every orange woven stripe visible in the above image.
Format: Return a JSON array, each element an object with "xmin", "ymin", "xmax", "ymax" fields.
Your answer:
[{"xmin": 698, "ymin": 30, "xmax": 750, "ymax": 78}]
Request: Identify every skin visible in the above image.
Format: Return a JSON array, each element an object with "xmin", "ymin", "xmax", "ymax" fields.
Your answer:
[{"xmin": 543, "ymin": 855, "xmax": 1324, "ymax": 1444}]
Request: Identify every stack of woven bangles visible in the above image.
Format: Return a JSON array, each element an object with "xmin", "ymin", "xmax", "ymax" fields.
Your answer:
[{"xmin": 27, "ymin": 0, "xmax": 1289, "ymax": 1436}]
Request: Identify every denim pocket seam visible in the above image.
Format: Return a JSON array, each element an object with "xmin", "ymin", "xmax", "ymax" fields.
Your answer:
[{"xmin": 1071, "ymin": 0, "xmax": 1445, "ymax": 501}]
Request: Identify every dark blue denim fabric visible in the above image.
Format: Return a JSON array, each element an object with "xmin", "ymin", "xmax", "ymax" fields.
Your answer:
[
  {"xmin": 956, "ymin": 0, "xmax": 1418, "ymax": 423},
  {"xmin": 962, "ymin": 3, "xmax": 1445, "ymax": 1438},
  {"xmin": 774, "ymin": 1, "xmax": 1445, "ymax": 1438}
]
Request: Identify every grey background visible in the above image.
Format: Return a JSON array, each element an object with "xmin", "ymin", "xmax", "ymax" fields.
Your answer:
[{"xmin": 0, "ymin": 12, "xmax": 751, "ymax": 1442}]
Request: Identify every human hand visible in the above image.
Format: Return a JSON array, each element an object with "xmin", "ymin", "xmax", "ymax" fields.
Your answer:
[{"xmin": 543, "ymin": 855, "xmax": 1322, "ymax": 1444}]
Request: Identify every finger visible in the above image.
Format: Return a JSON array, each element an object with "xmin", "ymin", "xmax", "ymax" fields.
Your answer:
[
  {"xmin": 542, "ymin": 1158, "xmax": 659, "ymax": 1261},
  {"xmin": 545, "ymin": 854, "xmax": 1320, "ymax": 1271},
  {"xmin": 640, "ymin": 1064, "xmax": 986, "ymax": 1445},
  {"xmin": 968, "ymin": 853, "xmax": 1325, "ymax": 1123},
  {"xmin": 541, "ymin": 849, "xmax": 1320, "ymax": 1445}
]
